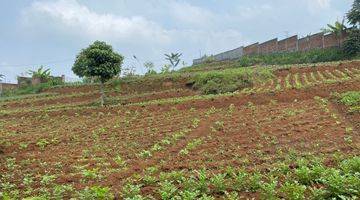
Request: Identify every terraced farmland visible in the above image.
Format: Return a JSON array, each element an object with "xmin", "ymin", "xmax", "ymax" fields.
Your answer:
[{"xmin": 0, "ymin": 61, "xmax": 360, "ymax": 199}]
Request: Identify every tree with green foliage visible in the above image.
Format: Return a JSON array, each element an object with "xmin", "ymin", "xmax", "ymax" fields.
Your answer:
[
  {"xmin": 0, "ymin": 74, "xmax": 4, "ymax": 82},
  {"xmin": 72, "ymin": 41, "xmax": 124, "ymax": 106},
  {"xmin": 322, "ymin": 19, "xmax": 347, "ymax": 47},
  {"xmin": 28, "ymin": 66, "xmax": 51, "ymax": 80},
  {"xmin": 165, "ymin": 53, "xmax": 182, "ymax": 71},
  {"xmin": 343, "ymin": 29, "xmax": 360, "ymax": 55},
  {"xmin": 344, "ymin": 0, "xmax": 360, "ymax": 56},
  {"xmin": 347, "ymin": 0, "xmax": 360, "ymax": 27}
]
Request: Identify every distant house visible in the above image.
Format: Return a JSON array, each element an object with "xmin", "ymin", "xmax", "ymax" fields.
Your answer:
[{"xmin": 17, "ymin": 75, "xmax": 65, "ymax": 87}]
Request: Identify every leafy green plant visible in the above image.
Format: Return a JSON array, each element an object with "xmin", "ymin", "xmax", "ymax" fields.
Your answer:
[
  {"xmin": 178, "ymin": 190, "xmax": 200, "ymax": 200},
  {"xmin": 77, "ymin": 186, "xmax": 113, "ymax": 200},
  {"xmin": 36, "ymin": 139, "xmax": 50, "ymax": 150},
  {"xmin": 114, "ymin": 155, "xmax": 126, "ymax": 167},
  {"xmin": 82, "ymin": 168, "xmax": 99, "ymax": 180},
  {"xmin": 28, "ymin": 66, "xmax": 51, "ymax": 80},
  {"xmin": 232, "ymin": 169, "xmax": 248, "ymax": 191},
  {"xmin": 40, "ymin": 174, "xmax": 56, "ymax": 186},
  {"xmin": 279, "ymin": 181, "xmax": 306, "ymax": 200},
  {"xmin": 210, "ymin": 173, "xmax": 227, "ymax": 193},
  {"xmin": 138, "ymin": 150, "xmax": 152, "ymax": 158},
  {"xmin": 340, "ymin": 157, "xmax": 360, "ymax": 174},
  {"xmin": 165, "ymin": 53, "xmax": 182, "ymax": 71},
  {"xmin": 319, "ymin": 168, "xmax": 360, "ymax": 198},
  {"xmin": 122, "ymin": 183, "xmax": 142, "ymax": 199},
  {"xmin": 339, "ymin": 91, "xmax": 360, "ymax": 106},
  {"xmin": 246, "ymin": 172, "xmax": 262, "ymax": 192},
  {"xmin": 260, "ymin": 177, "xmax": 278, "ymax": 200},
  {"xmin": 158, "ymin": 180, "xmax": 178, "ymax": 200},
  {"xmin": 321, "ymin": 19, "xmax": 347, "ymax": 47},
  {"xmin": 196, "ymin": 169, "xmax": 209, "ymax": 193}
]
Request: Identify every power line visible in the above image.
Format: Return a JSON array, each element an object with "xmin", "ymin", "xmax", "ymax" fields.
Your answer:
[{"xmin": 0, "ymin": 58, "xmax": 74, "ymax": 68}]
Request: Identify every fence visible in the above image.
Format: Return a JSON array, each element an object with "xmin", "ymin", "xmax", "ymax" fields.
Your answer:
[{"xmin": 193, "ymin": 32, "xmax": 348, "ymax": 65}]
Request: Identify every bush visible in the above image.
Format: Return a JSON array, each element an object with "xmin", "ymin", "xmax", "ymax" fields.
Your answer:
[
  {"xmin": 279, "ymin": 181, "xmax": 306, "ymax": 200},
  {"xmin": 339, "ymin": 91, "xmax": 360, "ymax": 106},
  {"xmin": 237, "ymin": 48, "xmax": 349, "ymax": 67},
  {"xmin": 192, "ymin": 68, "xmax": 273, "ymax": 94},
  {"xmin": 343, "ymin": 29, "xmax": 360, "ymax": 56}
]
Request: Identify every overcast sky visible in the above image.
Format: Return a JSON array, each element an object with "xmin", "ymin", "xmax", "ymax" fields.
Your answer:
[{"xmin": 0, "ymin": 0, "xmax": 353, "ymax": 83}]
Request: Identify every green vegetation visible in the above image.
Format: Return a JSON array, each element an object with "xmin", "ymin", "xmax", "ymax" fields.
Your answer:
[
  {"xmin": 191, "ymin": 67, "xmax": 273, "ymax": 94},
  {"xmin": 343, "ymin": 29, "xmax": 360, "ymax": 56},
  {"xmin": 1, "ymin": 81, "xmax": 63, "ymax": 97},
  {"xmin": 338, "ymin": 91, "xmax": 360, "ymax": 112},
  {"xmin": 27, "ymin": 66, "xmax": 51, "ymax": 80},
  {"xmin": 344, "ymin": 0, "xmax": 360, "ymax": 56},
  {"xmin": 347, "ymin": 0, "xmax": 360, "ymax": 28},
  {"xmin": 165, "ymin": 52, "xmax": 182, "ymax": 71},
  {"xmin": 238, "ymin": 48, "xmax": 350, "ymax": 67}
]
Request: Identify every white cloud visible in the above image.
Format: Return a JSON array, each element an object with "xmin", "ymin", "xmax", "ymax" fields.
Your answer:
[
  {"xmin": 167, "ymin": 1, "xmax": 214, "ymax": 27},
  {"xmin": 235, "ymin": 4, "xmax": 273, "ymax": 19},
  {"xmin": 307, "ymin": 0, "xmax": 331, "ymax": 13},
  {"xmin": 22, "ymin": 0, "xmax": 248, "ymax": 59},
  {"xmin": 25, "ymin": 0, "xmax": 171, "ymax": 44}
]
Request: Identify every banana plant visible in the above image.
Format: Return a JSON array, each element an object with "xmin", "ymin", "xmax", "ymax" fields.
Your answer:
[
  {"xmin": 28, "ymin": 66, "xmax": 51, "ymax": 79},
  {"xmin": 165, "ymin": 53, "xmax": 182, "ymax": 71},
  {"xmin": 322, "ymin": 19, "xmax": 347, "ymax": 46}
]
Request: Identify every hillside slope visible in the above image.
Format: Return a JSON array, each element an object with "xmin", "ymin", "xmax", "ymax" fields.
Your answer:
[{"xmin": 0, "ymin": 60, "xmax": 360, "ymax": 199}]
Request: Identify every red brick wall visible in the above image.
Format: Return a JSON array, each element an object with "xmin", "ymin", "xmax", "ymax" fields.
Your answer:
[
  {"xmin": 243, "ymin": 43, "xmax": 259, "ymax": 56},
  {"xmin": 194, "ymin": 30, "xmax": 350, "ymax": 64},
  {"xmin": 259, "ymin": 38, "xmax": 278, "ymax": 54},
  {"xmin": 323, "ymin": 33, "xmax": 338, "ymax": 48},
  {"xmin": 278, "ymin": 35, "xmax": 298, "ymax": 52},
  {"xmin": 309, "ymin": 33, "xmax": 324, "ymax": 49},
  {"xmin": 286, "ymin": 36, "xmax": 298, "ymax": 52},
  {"xmin": 298, "ymin": 37, "xmax": 310, "ymax": 52}
]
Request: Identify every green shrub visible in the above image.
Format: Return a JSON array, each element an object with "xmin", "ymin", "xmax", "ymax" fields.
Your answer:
[
  {"xmin": 2, "ymin": 81, "xmax": 63, "ymax": 97},
  {"xmin": 192, "ymin": 68, "xmax": 273, "ymax": 94},
  {"xmin": 279, "ymin": 181, "xmax": 306, "ymax": 200},
  {"xmin": 319, "ymin": 169, "xmax": 360, "ymax": 199},
  {"xmin": 339, "ymin": 91, "xmax": 360, "ymax": 107},
  {"xmin": 77, "ymin": 186, "xmax": 114, "ymax": 200},
  {"xmin": 343, "ymin": 29, "xmax": 360, "ymax": 56},
  {"xmin": 340, "ymin": 157, "xmax": 360, "ymax": 174}
]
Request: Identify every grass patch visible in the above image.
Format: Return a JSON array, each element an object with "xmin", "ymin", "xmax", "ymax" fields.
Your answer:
[{"xmin": 191, "ymin": 67, "xmax": 274, "ymax": 94}]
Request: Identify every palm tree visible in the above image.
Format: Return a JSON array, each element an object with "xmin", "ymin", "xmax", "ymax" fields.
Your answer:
[
  {"xmin": 165, "ymin": 53, "xmax": 182, "ymax": 71},
  {"xmin": 322, "ymin": 19, "xmax": 347, "ymax": 47},
  {"xmin": 0, "ymin": 74, "xmax": 4, "ymax": 82}
]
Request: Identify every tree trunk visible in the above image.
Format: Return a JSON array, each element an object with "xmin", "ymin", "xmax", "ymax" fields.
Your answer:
[{"xmin": 100, "ymin": 81, "xmax": 105, "ymax": 107}]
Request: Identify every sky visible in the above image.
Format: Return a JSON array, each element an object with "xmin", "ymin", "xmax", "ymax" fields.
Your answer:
[{"xmin": 0, "ymin": 0, "xmax": 354, "ymax": 83}]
